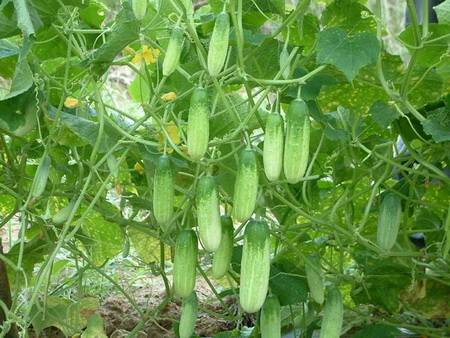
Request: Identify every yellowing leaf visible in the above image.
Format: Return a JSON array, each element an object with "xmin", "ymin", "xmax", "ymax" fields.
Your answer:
[
  {"xmin": 161, "ymin": 92, "xmax": 177, "ymax": 102},
  {"xmin": 64, "ymin": 97, "xmax": 79, "ymax": 108},
  {"xmin": 132, "ymin": 45, "xmax": 160, "ymax": 65}
]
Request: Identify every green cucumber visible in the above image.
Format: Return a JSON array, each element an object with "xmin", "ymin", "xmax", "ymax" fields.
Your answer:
[
  {"xmin": 377, "ymin": 192, "xmax": 402, "ymax": 251},
  {"xmin": 305, "ymin": 256, "xmax": 324, "ymax": 304},
  {"xmin": 153, "ymin": 156, "xmax": 174, "ymax": 229},
  {"xmin": 212, "ymin": 216, "xmax": 234, "ymax": 278},
  {"xmin": 207, "ymin": 12, "xmax": 230, "ymax": 77},
  {"xmin": 319, "ymin": 287, "xmax": 343, "ymax": 338},
  {"xmin": 162, "ymin": 27, "xmax": 184, "ymax": 77},
  {"xmin": 132, "ymin": 0, "xmax": 147, "ymax": 20},
  {"xmin": 263, "ymin": 113, "xmax": 284, "ymax": 181},
  {"xmin": 239, "ymin": 220, "xmax": 270, "ymax": 313},
  {"xmin": 232, "ymin": 149, "xmax": 258, "ymax": 223},
  {"xmin": 173, "ymin": 230, "xmax": 198, "ymax": 298},
  {"xmin": 187, "ymin": 88, "xmax": 210, "ymax": 161},
  {"xmin": 260, "ymin": 294, "xmax": 281, "ymax": 338},
  {"xmin": 31, "ymin": 154, "xmax": 51, "ymax": 198},
  {"xmin": 52, "ymin": 200, "xmax": 75, "ymax": 225},
  {"xmin": 196, "ymin": 176, "xmax": 221, "ymax": 252},
  {"xmin": 279, "ymin": 47, "xmax": 290, "ymax": 79},
  {"xmin": 179, "ymin": 291, "xmax": 198, "ymax": 338},
  {"xmin": 283, "ymin": 99, "xmax": 310, "ymax": 184}
]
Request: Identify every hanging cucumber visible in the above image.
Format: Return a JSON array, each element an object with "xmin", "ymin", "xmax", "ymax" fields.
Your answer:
[
  {"xmin": 239, "ymin": 220, "xmax": 270, "ymax": 313},
  {"xmin": 207, "ymin": 11, "xmax": 230, "ymax": 77},
  {"xmin": 162, "ymin": 27, "xmax": 184, "ymax": 77},
  {"xmin": 377, "ymin": 192, "xmax": 402, "ymax": 251},
  {"xmin": 196, "ymin": 176, "xmax": 222, "ymax": 252},
  {"xmin": 52, "ymin": 200, "xmax": 76, "ymax": 225},
  {"xmin": 212, "ymin": 216, "xmax": 234, "ymax": 278},
  {"xmin": 173, "ymin": 230, "xmax": 198, "ymax": 298},
  {"xmin": 232, "ymin": 149, "xmax": 258, "ymax": 223},
  {"xmin": 187, "ymin": 87, "xmax": 210, "ymax": 161},
  {"xmin": 132, "ymin": 0, "xmax": 147, "ymax": 20},
  {"xmin": 260, "ymin": 294, "xmax": 281, "ymax": 338},
  {"xmin": 263, "ymin": 113, "xmax": 284, "ymax": 181},
  {"xmin": 153, "ymin": 156, "xmax": 174, "ymax": 229},
  {"xmin": 284, "ymin": 99, "xmax": 310, "ymax": 184},
  {"xmin": 305, "ymin": 255, "xmax": 324, "ymax": 304},
  {"xmin": 319, "ymin": 287, "xmax": 343, "ymax": 338},
  {"xmin": 179, "ymin": 291, "xmax": 198, "ymax": 338},
  {"xmin": 279, "ymin": 47, "xmax": 290, "ymax": 80},
  {"xmin": 31, "ymin": 154, "xmax": 51, "ymax": 198}
]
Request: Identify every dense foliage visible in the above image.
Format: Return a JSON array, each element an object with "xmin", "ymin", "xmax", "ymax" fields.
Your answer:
[{"xmin": 0, "ymin": 0, "xmax": 449, "ymax": 337}]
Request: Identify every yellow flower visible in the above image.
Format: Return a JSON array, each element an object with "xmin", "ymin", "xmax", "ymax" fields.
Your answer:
[
  {"xmin": 161, "ymin": 92, "xmax": 177, "ymax": 102},
  {"xmin": 157, "ymin": 121, "xmax": 181, "ymax": 153},
  {"xmin": 132, "ymin": 45, "xmax": 160, "ymax": 65},
  {"xmin": 134, "ymin": 162, "xmax": 144, "ymax": 175},
  {"xmin": 64, "ymin": 97, "xmax": 79, "ymax": 108}
]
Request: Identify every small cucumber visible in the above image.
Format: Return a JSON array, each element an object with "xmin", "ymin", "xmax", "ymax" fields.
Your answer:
[
  {"xmin": 305, "ymin": 255, "xmax": 324, "ymax": 304},
  {"xmin": 263, "ymin": 113, "xmax": 284, "ymax": 181},
  {"xmin": 279, "ymin": 47, "xmax": 290, "ymax": 79},
  {"xmin": 173, "ymin": 230, "xmax": 198, "ymax": 298},
  {"xmin": 196, "ymin": 176, "xmax": 222, "ymax": 252},
  {"xmin": 207, "ymin": 11, "xmax": 230, "ymax": 77},
  {"xmin": 162, "ymin": 27, "xmax": 184, "ymax": 77},
  {"xmin": 52, "ymin": 200, "xmax": 75, "ymax": 225},
  {"xmin": 153, "ymin": 156, "xmax": 174, "ymax": 229},
  {"xmin": 132, "ymin": 0, "xmax": 147, "ymax": 20},
  {"xmin": 232, "ymin": 149, "xmax": 258, "ymax": 223},
  {"xmin": 260, "ymin": 294, "xmax": 281, "ymax": 338},
  {"xmin": 239, "ymin": 220, "xmax": 270, "ymax": 313},
  {"xmin": 187, "ymin": 87, "xmax": 210, "ymax": 161},
  {"xmin": 31, "ymin": 154, "xmax": 51, "ymax": 198},
  {"xmin": 319, "ymin": 287, "xmax": 343, "ymax": 338},
  {"xmin": 283, "ymin": 99, "xmax": 310, "ymax": 184},
  {"xmin": 377, "ymin": 192, "xmax": 402, "ymax": 251},
  {"xmin": 179, "ymin": 291, "xmax": 198, "ymax": 338},
  {"xmin": 212, "ymin": 216, "xmax": 234, "ymax": 278}
]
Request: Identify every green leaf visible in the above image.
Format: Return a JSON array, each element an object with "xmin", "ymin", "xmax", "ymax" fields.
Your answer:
[
  {"xmin": 0, "ymin": 37, "xmax": 33, "ymax": 100},
  {"xmin": 87, "ymin": 2, "xmax": 140, "ymax": 75},
  {"xmin": 351, "ymin": 324, "xmax": 402, "ymax": 338},
  {"xmin": 81, "ymin": 314, "xmax": 107, "ymax": 338},
  {"xmin": 0, "ymin": 2, "xmax": 20, "ymax": 38},
  {"xmin": 0, "ymin": 90, "xmax": 37, "ymax": 137},
  {"xmin": 399, "ymin": 24, "xmax": 450, "ymax": 66},
  {"xmin": 316, "ymin": 28, "xmax": 380, "ymax": 82},
  {"xmin": 434, "ymin": 0, "xmax": 450, "ymax": 24},
  {"xmin": 12, "ymin": 0, "xmax": 37, "ymax": 36},
  {"xmin": 421, "ymin": 108, "xmax": 450, "ymax": 142},
  {"xmin": 269, "ymin": 265, "xmax": 308, "ymax": 306},
  {"xmin": 369, "ymin": 100, "xmax": 400, "ymax": 128},
  {"xmin": 321, "ymin": 0, "xmax": 377, "ymax": 33},
  {"xmin": 128, "ymin": 227, "xmax": 168, "ymax": 263},
  {"xmin": 79, "ymin": 1, "xmax": 106, "ymax": 28},
  {"xmin": 79, "ymin": 210, "xmax": 125, "ymax": 266}
]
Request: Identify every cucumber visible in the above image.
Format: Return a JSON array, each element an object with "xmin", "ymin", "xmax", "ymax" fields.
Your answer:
[
  {"xmin": 173, "ymin": 230, "xmax": 198, "ymax": 298},
  {"xmin": 260, "ymin": 294, "xmax": 281, "ymax": 338},
  {"xmin": 179, "ymin": 291, "xmax": 198, "ymax": 338},
  {"xmin": 187, "ymin": 88, "xmax": 210, "ymax": 161},
  {"xmin": 162, "ymin": 27, "xmax": 184, "ymax": 77},
  {"xmin": 239, "ymin": 220, "xmax": 270, "ymax": 313},
  {"xmin": 196, "ymin": 176, "xmax": 221, "ymax": 252},
  {"xmin": 319, "ymin": 287, "xmax": 343, "ymax": 338},
  {"xmin": 377, "ymin": 192, "xmax": 402, "ymax": 251},
  {"xmin": 232, "ymin": 149, "xmax": 258, "ymax": 223},
  {"xmin": 153, "ymin": 156, "xmax": 174, "ymax": 229},
  {"xmin": 263, "ymin": 113, "xmax": 284, "ymax": 181},
  {"xmin": 305, "ymin": 256, "xmax": 324, "ymax": 304},
  {"xmin": 207, "ymin": 11, "xmax": 230, "ymax": 77},
  {"xmin": 212, "ymin": 216, "xmax": 234, "ymax": 278},
  {"xmin": 132, "ymin": 0, "xmax": 147, "ymax": 20},
  {"xmin": 283, "ymin": 99, "xmax": 310, "ymax": 184},
  {"xmin": 279, "ymin": 47, "xmax": 290, "ymax": 79},
  {"xmin": 31, "ymin": 154, "xmax": 51, "ymax": 198},
  {"xmin": 52, "ymin": 200, "xmax": 75, "ymax": 225}
]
